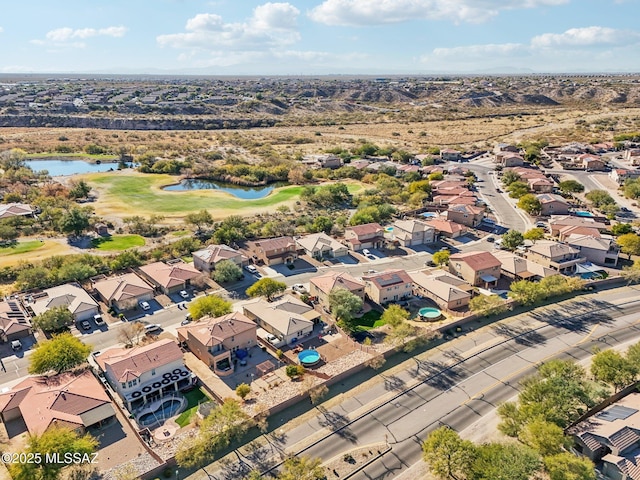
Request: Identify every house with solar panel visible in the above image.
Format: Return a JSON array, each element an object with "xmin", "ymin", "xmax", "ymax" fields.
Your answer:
[{"xmin": 361, "ymin": 269, "xmax": 413, "ymax": 305}]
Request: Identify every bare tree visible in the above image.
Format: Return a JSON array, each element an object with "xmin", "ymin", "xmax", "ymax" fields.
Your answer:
[{"xmin": 118, "ymin": 322, "xmax": 145, "ymax": 347}]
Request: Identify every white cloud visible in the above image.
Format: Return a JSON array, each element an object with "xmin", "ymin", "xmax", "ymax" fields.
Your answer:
[
  {"xmin": 531, "ymin": 26, "xmax": 638, "ymax": 48},
  {"xmin": 32, "ymin": 25, "xmax": 127, "ymax": 47},
  {"xmin": 308, "ymin": 0, "xmax": 569, "ymax": 26},
  {"xmin": 157, "ymin": 2, "xmax": 301, "ymax": 51}
]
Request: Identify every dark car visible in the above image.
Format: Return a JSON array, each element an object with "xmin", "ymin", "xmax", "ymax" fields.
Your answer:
[
  {"xmin": 352, "ymin": 331, "xmax": 375, "ymax": 343},
  {"xmin": 81, "ymin": 320, "xmax": 91, "ymax": 331}
]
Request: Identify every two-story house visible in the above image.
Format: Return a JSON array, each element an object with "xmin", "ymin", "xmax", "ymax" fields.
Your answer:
[
  {"xmin": 537, "ymin": 193, "xmax": 570, "ymax": 216},
  {"xmin": 525, "ymin": 240, "xmax": 586, "ymax": 274},
  {"xmin": 566, "ymin": 234, "xmax": 619, "ymax": 266},
  {"xmin": 296, "ymin": 233, "xmax": 348, "ymax": 260},
  {"xmin": 548, "ymin": 215, "xmax": 607, "ymax": 237},
  {"xmin": 309, "ymin": 272, "xmax": 365, "ymax": 312},
  {"xmin": 492, "ymin": 250, "xmax": 558, "ymax": 281},
  {"xmin": 362, "ymin": 269, "xmax": 413, "ymax": 305},
  {"xmin": 245, "ymin": 236, "xmax": 298, "ymax": 266},
  {"xmin": 449, "ymin": 251, "xmax": 501, "ymax": 288},
  {"xmin": 441, "ymin": 148, "xmax": 461, "ymax": 161},
  {"xmin": 177, "ymin": 312, "xmax": 257, "ymax": 376},
  {"xmin": 610, "ymin": 168, "xmax": 640, "ymax": 185},
  {"xmin": 624, "ymin": 148, "xmax": 640, "ymax": 166},
  {"xmin": 388, "ymin": 219, "xmax": 436, "ymax": 247},
  {"xmin": 410, "ymin": 270, "xmax": 472, "ymax": 310},
  {"xmin": 95, "ymin": 339, "xmax": 191, "ymax": 412},
  {"xmin": 192, "ymin": 244, "xmax": 247, "ymax": 274},
  {"xmin": 446, "ymin": 204, "xmax": 485, "ymax": 227},
  {"xmin": 343, "ymin": 223, "xmax": 385, "ymax": 251}
]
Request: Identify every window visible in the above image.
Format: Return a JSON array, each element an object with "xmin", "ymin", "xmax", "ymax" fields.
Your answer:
[
  {"xmin": 151, "ymin": 369, "xmax": 156, "ymax": 376},
  {"xmin": 121, "ymin": 383, "xmax": 126, "ymax": 389}
]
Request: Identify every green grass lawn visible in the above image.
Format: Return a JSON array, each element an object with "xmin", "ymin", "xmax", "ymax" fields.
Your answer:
[
  {"xmin": 91, "ymin": 234, "xmax": 145, "ymax": 251},
  {"xmin": 172, "ymin": 230, "xmax": 192, "ymax": 237},
  {"xmin": 0, "ymin": 240, "xmax": 46, "ymax": 256},
  {"xmin": 175, "ymin": 388, "xmax": 211, "ymax": 427},
  {"xmin": 354, "ymin": 310, "xmax": 385, "ymax": 331}
]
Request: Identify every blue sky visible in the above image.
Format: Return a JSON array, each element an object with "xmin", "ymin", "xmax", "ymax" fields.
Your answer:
[{"xmin": 1, "ymin": 0, "xmax": 639, "ymax": 74}]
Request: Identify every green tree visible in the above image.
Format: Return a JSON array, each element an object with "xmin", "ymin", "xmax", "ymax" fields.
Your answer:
[
  {"xmin": 544, "ymin": 453, "xmax": 596, "ymax": 480},
  {"xmin": 523, "ymin": 228, "xmax": 545, "ymax": 241},
  {"xmin": 176, "ymin": 399, "xmax": 253, "ymax": 468},
  {"xmin": 428, "ymin": 172, "xmax": 444, "ymax": 181},
  {"xmin": 28, "ymin": 333, "xmax": 92, "ymax": 375},
  {"xmin": 0, "ymin": 223, "xmax": 19, "ymax": 243},
  {"xmin": 184, "ymin": 209, "xmax": 213, "ymax": 234},
  {"xmin": 590, "ymin": 348, "xmax": 638, "ymax": 392},
  {"xmin": 246, "ymin": 278, "xmax": 287, "ymax": 301},
  {"xmin": 59, "ymin": 207, "xmax": 91, "ymax": 237},
  {"xmin": 327, "ymin": 288, "xmax": 363, "ymax": 333},
  {"xmin": 110, "ymin": 250, "xmax": 143, "ymax": 271},
  {"xmin": 585, "ymin": 190, "xmax": 616, "ymax": 208},
  {"xmin": 8, "ymin": 425, "xmax": 98, "ymax": 480},
  {"xmin": 471, "ymin": 442, "xmax": 541, "ymax": 480},
  {"xmin": 235, "ymin": 383, "xmax": 251, "ymax": 401},
  {"xmin": 558, "ymin": 180, "xmax": 585, "ymax": 194},
  {"xmin": 408, "ymin": 179, "xmax": 431, "ymax": 195},
  {"xmin": 518, "ymin": 419, "xmax": 571, "ymax": 457},
  {"xmin": 212, "ymin": 260, "xmax": 243, "ymax": 283},
  {"xmin": 626, "ymin": 339, "xmax": 640, "ymax": 369},
  {"xmin": 286, "ymin": 364, "xmax": 305, "ymax": 380},
  {"xmin": 278, "ymin": 456, "xmax": 326, "ymax": 480},
  {"xmin": 310, "ymin": 215, "xmax": 334, "ymax": 234},
  {"xmin": 611, "ymin": 223, "xmax": 633, "ymax": 236},
  {"xmin": 501, "ymin": 230, "xmax": 524, "ymax": 250},
  {"xmin": 508, "ymin": 181, "xmax": 531, "ymax": 199},
  {"xmin": 32, "ymin": 305, "xmax": 74, "ymax": 332},
  {"xmin": 508, "ymin": 280, "xmax": 544, "ymax": 305},
  {"xmin": 502, "ymin": 170, "xmax": 522, "ymax": 186},
  {"xmin": 617, "ymin": 233, "xmax": 640, "ymax": 258},
  {"xmin": 188, "ymin": 295, "xmax": 232, "ymax": 320},
  {"xmin": 385, "ymin": 321, "xmax": 417, "ymax": 349},
  {"xmin": 517, "ymin": 194, "xmax": 542, "ymax": 215},
  {"xmin": 469, "ymin": 295, "xmax": 507, "ymax": 317},
  {"xmin": 422, "ymin": 426, "xmax": 476, "ymax": 480},
  {"xmin": 623, "ymin": 260, "xmax": 640, "ymax": 284},
  {"xmin": 68, "ymin": 180, "xmax": 92, "ymax": 199},
  {"xmin": 381, "ymin": 304, "xmax": 410, "ymax": 328},
  {"xmin": 57, "ymin": 261, "xmax": 97, "ymax": 283},
  {"xmin": 433, "ymin": 249, "xmax": 450, "ymax": 266}
]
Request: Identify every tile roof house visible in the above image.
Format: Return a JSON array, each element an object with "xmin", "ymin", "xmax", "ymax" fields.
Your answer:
[
  {"xmin": 495, "ymin": 153, "xmax": 524, "ymax": 167},
  {"xmin": 548, "ymin": 215, "xmax": 607, "ymax": 237},
  {"xmin": 0, "ymin": 300, "xmax": 31, "ymax": 342},
  {"xmin": 568, "ymin": 392, "xmax": 640, "ymax": 480},
  {"xmin": 624, "ymin": 149, "xmax": 640, "ymax": 166},
  {"xmin": 566, "ymin": 234, "xmax": 619, "ymax": 266},
  {"xmin": 537, "ymin": 193, "xmax": 570, "ymax": 216},
  {"xmin": 309, "ymin": 272, "xmax": 365, "ymax": 311},
  {"xmin": 0, "ymin": 203, "xmax": 34, "ymax": 220},
  {"xmin": 243, "ymin": 294, "xmax": 319, "ymax": 345},
  {"xmin": 610, "ymin": 169, "xmax": 640, "ymax": 185},
  {"xmin": 527, "ymin": 177, "xmax": 555, "ymax": 193},
  {"xmin": 343, "ymin": 223, "xmax": 385, "ymax": 251},
  {"xmin": 192, "ymin": 244, "xmax": 247, "ymax": 274},
  {"xmin": 492, "ymin": 251, "xmax": 559, "ymax": 281},
  {"xmin": 296, "ymin": 233, "xmax": 348, "ymax": 260},
  {"xmin": 409, "ymin": 270, "xmax": 472, "ymax": 310},
  {"xmin": 558, "ymin": 225, "xmax": 602, "ymax": 241},
  {"xmin": 245, "ymin": 236, "xmax": 298, "ymax": 266},
  {"xmin": 446, "ymin": 204, "xmax": 485, "ymax": 227},
  {"xmin": 433, "ymin": 194, "xmax": 478, "ymax": 206},
  {"xmin": 388, "ymin": 219, "xmax": 436, "ymax": 247},
  {"xmin": 0, "ymin": 370, "xmax": 115, "ymax": 437},
  {"xmin": 441, "ymin": 148, "xmax": 461, "ymax": 161},
  {"xmin": 92, "ymin": 273, "xmax": 155, "ymax": 311},
  {"xmin": 449, "ymin": 251, "xmax": 501, "ymax": 288},
  {"xmin": 95, "ymin": 339, "xmax": 190, "ymax": 411},
  {"xmin": 138, "ymin": 261, "xmax": 202, "ymax": 295},
  {"xmin": 425, "ymin": 218, "xmax": 468, "ymax": 238},
  {"xmin": 27, "ymin": 283, "xmax": 99, "ymax": 322},
  {"xmin": 177, "ymin": 312, "xmax": 257, "ymax": 377},
  {"xmin": 362, "ymin": 269, "xmax": 413, "ymax": 305},
  {"xmin": 578, "ymin": 153, "xmax": 607, "ymax": 171},
  {"xmin": 525, "ymin": 240, "xmax": 586, "ymax": 274}
]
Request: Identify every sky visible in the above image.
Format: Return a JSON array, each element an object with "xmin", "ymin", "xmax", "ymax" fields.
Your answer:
[{"xmin": 1, "ymin": 0, "xmax": 639, "ymax": 75}]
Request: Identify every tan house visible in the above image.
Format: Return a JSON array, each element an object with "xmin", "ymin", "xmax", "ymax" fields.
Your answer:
[
  {"xmin": 362, "ymin": 269, "xmax": 413, "ymax": 305},
  {"xmin": 95, "ymin": 339, "xmax": 190, "ymax": 412},
  {"xmin": 192, "ymin": 244, "xmax": 247, "ymax": 273},
  {"xmin": 243, "ymin": 294, "xmax": 319, "ymax": 345},
  {"xmin": 177, "ymin": 312, "xmax": 257, "ymax": 376},
  {"xmin": 549, "ymin": 215, "xmax": 607, "ymax": 237},
  {"xmin": 558, "ymin": 225, "xmax": 602, "ymax": 241},
  {"xmin": 296, "ymin": 233, "xmax": 349, "ymax": 259},
  {"xmin": 496, "ymin": 153, "xmax": 524, "ymax": 167},
  {"xmin": 409, "ymin": 270, "xmax": 471, "ymax": 310},
  {"xmin": 27, "ymin": 283, "xmax": 99, "ymax": 322},
  {"xmin": 138, "ymin": 261, "xmax": 201, "ymax": 295},
  {"xmin": 537, "ymin": 193, "xmax": 570, "ymax": 216},
  {"xmin": 527, "ymin": 177, "xmax": 554, "ymax": 193},
  {"xmin": 624, "ymin": 148, "xmax": 640, "ymax": 166},
  {"xmin": 566, "ymin": 234, "xmax": 619, "ymax": 266},
  {"xmin": 92, "ymin": 273, "xmax": 154, "ymax": 311},
  {"xmin": 0, "ymin": 203, "xmax": 34, "ymax": 220},
  {"xmin": 578, "ymin": 154, "xmax": 607, "ymax": 171},
  {"xmin": 0, "ymin": 370, "xmax": 115, "ymax": 437},
  {"xmin": 446, "ymin": 204, "xmax": 484, "ymax": 227},
  {"xmin": 494, "ymin": 143, "xmax": 520, "ymax": 155},
  {"xmin": 388, "ymin": 219, "xmax": 436, "ymax": 247},
  {"xmin": 344, "ymin": 223, "xmax": 385, "ymax": 251},
  {"xmin": 309, "ymin": 272, "xmax": 365, "ymax": 311},
  {"xmin": 610, "ymin": 168, "xmax": 640, "ymax": 185},
  {"xmin": 0, "ymin": 300, "xmax": 31, "ymax": 342},
  {"xmin": 492, "ymin": 251, "xmax": 559, "ymax": 281},
  {"xmin": 246, "ymin": 236, "xmax": 298, "ymax": 266},
  {"xmin": 425, "ymin": 218, "xmax": 468, "ymax": 238},
  {"xmin": 525, "ymin": 240, "xmax": 586, "ymax": 274},
  {"xmin": 449, "ymin": 251, "xmax": 501, "ymax": 288},
  {"xmin": 441, "ymin": 148, "xmax": 461, "ymax": 161}
]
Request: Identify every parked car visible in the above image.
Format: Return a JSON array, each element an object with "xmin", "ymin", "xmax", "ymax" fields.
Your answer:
[
  {"xmin": 139, "ymin": 301, "xmax": 151, "ymax": 311},
  {"xmin": 181, "ymin": 313, "xmax": 192, "ymax": 325},
  {"xmin": 93, "ymin": 314, "xmax": 105, "ymax": 326},
  {"xmin": 486, "ymin": 236, "xmax": 495, "ymax": 242},
  {"xmin": 144, "ymin": 324, "xmax": 161, "ymax": 334},
  {"xmin": 362, "ymin": 249, "xmax": 371, "ymax": 256},
  {"xmin": 245, "ymin": 265, "xmax": 258, "ymax": 274},
  {"xmin": 11, "ymin": 340, "xmax": 22, "ymax": 351},
  {"xmin": 80, "ymin": 320, "xmax": 91, "ymax": 331},
  {"xmin": 292, "ymin": 284, "xmax": 306, "ymax": 293},
  {"xmin": 179, "ymin": 290, "xmax": 189, "ymax": 299}
]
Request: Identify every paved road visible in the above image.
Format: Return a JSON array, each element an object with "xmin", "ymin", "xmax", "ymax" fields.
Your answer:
[{"xmin": 188, "ymin": 285, "xmax": 640, "ymax": 480}]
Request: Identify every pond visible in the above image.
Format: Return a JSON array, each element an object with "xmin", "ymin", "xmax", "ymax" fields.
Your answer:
[
  {"xmin": 26, "ymin": 159, "xmax": 122, "ymax": 176},
  {"xmin": 162, "ymin": 179, "xmax": 283, "ymax": 200}
]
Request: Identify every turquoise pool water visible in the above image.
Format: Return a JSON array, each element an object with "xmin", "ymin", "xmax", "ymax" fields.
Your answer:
[
  {"xmin": 138, "ymin": 399, "xmax": 182, "ymax": 427},
  {"xmin": 298, "ymin": 349, "xmax": 321, "ymax": 366},
  {"xmin": 419, "ymin": 307, "xmax": 442, "ymax": 319},
  {"xmin": 575, "ymin": 211, "xmax": 594, "ymax": 217}
]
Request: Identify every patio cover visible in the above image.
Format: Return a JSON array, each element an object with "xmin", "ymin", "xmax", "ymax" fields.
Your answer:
[
  {"xmin": 480, "ymin": 275, "xmax": 498, "ymax": 283},
  {"xmin": 257, "ymin": 360, "xmax": 276, "ymax": 376}
]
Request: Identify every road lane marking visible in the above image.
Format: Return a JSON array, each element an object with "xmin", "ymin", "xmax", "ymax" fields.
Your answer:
[{"xmin": 574, "ymin": 323, "xmax": 600, "ymax": 346}]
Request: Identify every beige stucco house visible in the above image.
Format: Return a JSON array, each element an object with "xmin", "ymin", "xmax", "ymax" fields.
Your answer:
[
  {"xmin": 449, "ymin": 251, "xmax": 501, "ymax": 288},
  {"xmin": 362, "ymin": 269, "xmax": 413, "ymax": 305}
]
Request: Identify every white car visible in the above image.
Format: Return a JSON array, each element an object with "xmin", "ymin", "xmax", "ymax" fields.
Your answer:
[
  {"xmin": 245, "ymin": 265, "xmax": 258, "ymax": 274},
  {"xmin": 139, "ymin": 301, "xmax": 151, "ymax": 311},
  {"xmin": 362, "ymin": 249, "xmax": 371, "ymax": 256},
  {"xmin": 93, "ymin": 314, "xmax": 105, "ymax": 326},
  {"xmin": 179, "ymin": 290, "xmax": 189, "ymax": 299},
  {"xmin": 292, "ymin": 284, "xmax": 306, "ymax": 293},
  {"xmin": 144, "ymin": 324, "xmax": 161, "ymax": 334}
]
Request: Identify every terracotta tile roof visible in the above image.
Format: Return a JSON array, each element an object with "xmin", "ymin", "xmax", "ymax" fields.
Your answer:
[
  {"xmin": 93, "ymin": 273, "xmax": 154, "ymax": 303},
  {"xmin": 0, "ymin": 203, "xmax": 33, "ymax": 219},
  {"xmin": 549, "ymin": 215, "xmax": 606, "ymax": 230},
  {"xmin": 139, "ymin": 261, "xmax": 201, "ymax": 289},
  {"xmin": 346, "ymin": 223, "xmax": 383, "ymax": 237},
  {"xmin": 96, "ymin": 338, "xmax": 183, "ymax": 383},
  {"xmin": 409, "ymin": 270, "xmax": 471, "ymax": 303},
  {"xmin": 447, "ymin": 204, "xmax": 484, "ymax": 215},
  {"xmin": 192, "ymin": 244, "xmax": 244, "ymax": 264},
  {"xmin": 449, "ymin": 251, "xmax": 501, "ymax": 271},
  {"xmin": 177, "ymin": 312, "xmax": 256, "ymax": 347},
  {"xmin": 536, "ymin": 193, "xmax": 569, "ymax": 204},
  {"xmin": 558, "ymin": 225, "xmax": 602, "ymax": 239},
  {"xmin": 0, "ymin": 371, "xmax": 114, "ymax": 435},
  {"xmin": 362, "ymin": 269, "xmax": 412, "ymax": 289},
  {"xmin": 424, "ymin": 218, "xmax": 467, "ymax": 235},
  {"xmin": 393, "ymin": 219, "xmax": 435, "ymax": 234},
  {"xmin": 310, "ymin": 271, "xmax": 364, "ymax": 295},
  {"xmin": 247, "ymin": 236, "xmax": 296, "ymax": 254},
  {"xmin": 29, "ymin": 283, "xmax": 98, "ymax": 318},
  {"xmin": 527, "ymin": 240, "xmax": 580, "ymax": 259}
]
